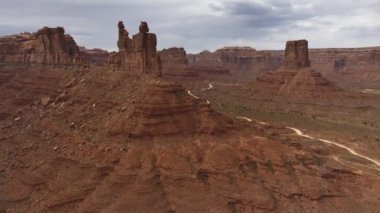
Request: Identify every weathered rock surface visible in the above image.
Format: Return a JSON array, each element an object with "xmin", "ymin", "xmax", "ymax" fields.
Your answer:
[
  {"xmin": 0, "ymin": 58, "xmax": 379, "ymax": 213},
  {"xmin": 109, "ymin": 21, "xmax": 161, "ymax": 75},
  {"xmin": 283, "ymin": 40, "xmax": 311, "ymax": 69},
  {"xmin": 189, "ymin": 65, "xmax": 231, "ymax": 75},
  {"xmin": 127, "ymin": 81, "xmax": 233, "ymax": 137},
  {"xmin": 187, "ymin": 47, "xmax": 282, "ymax": 73},
  {"xmin": 2, "ymin": 122, "xmax": 380, "ymax": 212},
  {"xmin": 256, "ymin": 40, "xmax": 340, "ymax": 98},
  {"xmin": 159, "ymin": 47, "xmax": 188, "ymax": 70},
  {"xmin": 0, "ymin": 27, "xmax": 80, "ymax": 64},
  {"xmin": 188, "ymin": 45, "xmax": 380, "ymax": 81},
  {"xmin": 79, "ymin": 47, "xmax": 109, "ymax": 65},
  {"xmin": 158, "ymin": 47, "xmax": 199, "ymax": 78}
]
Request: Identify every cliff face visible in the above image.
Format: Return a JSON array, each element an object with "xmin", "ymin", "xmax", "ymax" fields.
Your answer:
[
  {"xmin": 187, "ymin": 47, "xmax": 281, "ymax": 72},
  {"xmin": 308, "ymin": 47, "xmax": 380, "ymax": 72},
  {"xmin": 109, "ymin": 21, "xmax": 161, "ymax": 75},
  {"xmin": 79, "ymin": 47, "xmax": 110, "ymax": 65},
  {"xmin": 187, "ymin": 46, "xmax": 380, "ymax": 74},
  {"xmin": 283, "ymin": 40, "xmax": 311, "ymax": 69},
  {"xmin": 0, "ymin": 27, "xmax": 80, "ymax": 64},
  {"xmin": 157, "ymin": 47, "xmax": 201, "ymax": 78},
  {"xmin": 159, "ymin": 47, "xmax": 188, "ymax": 70},
  {"xmin": 256, "ymin": 40, "xmax": 340, "ymax": 99}
]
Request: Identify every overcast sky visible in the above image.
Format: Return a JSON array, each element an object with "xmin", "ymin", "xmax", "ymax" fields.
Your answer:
[{"xmin": 0, "ymin": 0, "xmax": 379, "ymax": 53}]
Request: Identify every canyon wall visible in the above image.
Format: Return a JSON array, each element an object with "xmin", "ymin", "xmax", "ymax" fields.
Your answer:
[
  {"xmin": 158, "ymin": 47, "xmax": 188, "ymax": 71},
  {"xmin": 187, "ymin": 47, "xmax": 281, "ymax": 72},
  {"xmin": 0, "ymin": 27, "xmax": 80, "ymax": 64},
  {"xmin": 79, "ymin": 47, "xmax": 109, "ymax": 65},
  {"xmin": 187, "ymin": 46, "xmax": 380, "ymax": 74}
]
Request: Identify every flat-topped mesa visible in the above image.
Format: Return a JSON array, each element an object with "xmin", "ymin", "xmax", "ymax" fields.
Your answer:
[
  {"xmin": 283, "ymin": 39, "xmax": 311, "ymax": 69},
  {"xmin": 159, "ymin": 47, "xmax": 188, "ymax": 69},
  {"xmin": 109, "ymin": 21, "xmax": 161, "ymax": 75},
  {"xmin": 0, "ymin": 26, "xmax": 80, "ymax": 64},
  {"xmin": 158, "ymin": 47, "xmax": 199, "ymax": 78}
]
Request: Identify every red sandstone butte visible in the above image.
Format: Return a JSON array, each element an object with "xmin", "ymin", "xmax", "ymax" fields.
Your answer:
[
  {"xmin": 0, "ymin": 27, "xmax": 80, "ymax": 64},
  {"xmin": 109, "ymin": 21, "xmax": 161, "ymax": 76}
]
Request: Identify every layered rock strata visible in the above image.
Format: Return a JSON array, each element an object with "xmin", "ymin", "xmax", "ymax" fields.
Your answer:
[
  {"xmin": 159, "ymin": 47, "xmax": 188, "ymax": 70},
  {"xmin": 0, "ymin": 27, "xmax": 80, "ymax": 64},
  {"xmin": 188, "ymin": 46, "xmax": 380, "ymax": 75},
  {"xmin": 283, "ymin": 40, "xmax": 311, "ymax": 69},
  {"xmin": 109, "ymin": 21, "xmax": 161, "ymax": 75},
  {"xmin": 256, "ymin": 40, "xmax": 339, "ymax": 96},
  {"xmin": 159, "ymin": 47, "xmax": 199, "ymax": 78},
  {"xmin": 128, "ymin": 81, "xmax": 233, "ymax": 137},
  {"xmin": 79, "ymin": 47, "xmax": 109, "ymax": 65}
]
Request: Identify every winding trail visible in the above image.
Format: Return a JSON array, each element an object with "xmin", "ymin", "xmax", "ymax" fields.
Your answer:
[
  {"xmin": 287, "ymin": 127, "xmax": 380, "ymax": 167},
  {"xmin": 186, "ymin": 83, "xmax": 214, "ymax": 102},
  {"xmin": 202, "ymin": 83, "xmax": 214, "ymax": 91},
  {"xmin": 236, "ymin": 116, "xmax": 252, "ymax": 122},
  {"xmin": 200, "ymin": 82, "xmax": 380, "ymax": 170},
  {"xmin": 215, "ymin": 83, "xmax": 241, "ymax": 86},
  {"xmin": 236, "ymin": 116, "xmax": 380, "ymax": 169},
  {"xmin": 186, "ymin": 90, "xmax": 200, "ymax": 99},
  {"xmin": 362, "ymin": 89, "xmax": 380, "ymax": 94}
]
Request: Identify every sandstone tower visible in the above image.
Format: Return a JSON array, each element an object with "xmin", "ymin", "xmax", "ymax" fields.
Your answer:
[
  {"xmin": 109, "ymin": 21, "xmax": 161, "ymax": 75},
  {"xmin": 283, "ymin": 40, "xmax": 311, "ymax": 69}
]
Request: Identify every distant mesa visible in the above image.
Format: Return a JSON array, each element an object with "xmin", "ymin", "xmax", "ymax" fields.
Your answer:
[
  {"xmin": 79, "ymin": 47, "xmax": 110, "ymax": 65},
  {"xmin": 256, "ymin": 39, "xmax": 340, "ymax": 97},
  {"xmin": 159, "ymin": 47, "xmax": 188, "ymax": 71},
  {"xmin": 0, "ymin": 26, "xmax": 80, "ymax": 64},
  {"xmin": 186, "ymin": 46, "xmax": 274, "ymax": 74},
  {"xmin": 109, "ymin": 21, "xmax": 161, "ymax": 76},
  {"xmin": 158, "ymin": 47, "xmax": 199, "ymax": 78}
]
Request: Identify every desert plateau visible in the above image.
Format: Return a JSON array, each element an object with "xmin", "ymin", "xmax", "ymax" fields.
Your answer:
[{"xmin": 1, "ymin": 1, "xmax": 380, "ymax": 212}]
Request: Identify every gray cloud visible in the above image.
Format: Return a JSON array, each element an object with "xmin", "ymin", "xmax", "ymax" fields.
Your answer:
[{"xmin": 0, "ymin": 0, "xmax": 379, "ymax": 53}]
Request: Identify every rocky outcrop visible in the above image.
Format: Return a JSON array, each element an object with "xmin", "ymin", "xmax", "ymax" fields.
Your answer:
[
  {"xmin": 109, "ymin": 21, "xmax": 161, "ymax": 75},
  {"xmin": 0, "ymin": 27, "xmax": 80, "ymax": 64},
  {"xmin": 256, "ymin": 40, "xmax": 340, "ymax": 98},
  {"xmin": 187, "ymin": 47, "xmax": 281, "ymax": 73},
  {"xmin": 283, "ymin": 40, "xmax": 311, "ymax": 69},
  {"xmin": 79, "ymin": 47, "xmax": 109, "ymax": 65},
  {"xmin": 159, "ymin": 47, "xmax": 188, "ymax": 70},
  {"xmin": 127, "ymin": 81, "xmax": 233, "ymax": 137},
  {"xmin": 158, "ymin": 47, "xmax": 199, "ymax": 78},
  {"xmin": 188, "ymin": 45, "xmax": 380, "ymax": 79},
  {"xmin": 369, "ymin": 50, "xmax": 380, "ymax": 64},
  {"xmin": 188, "ymin": 66, "xmax": 230, "ymax": 75}
]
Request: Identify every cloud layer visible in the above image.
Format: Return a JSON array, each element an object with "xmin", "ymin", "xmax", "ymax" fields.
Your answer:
[{"xmin": 0, "ymin": 0, "xmax": 379, "ymax": 53}]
